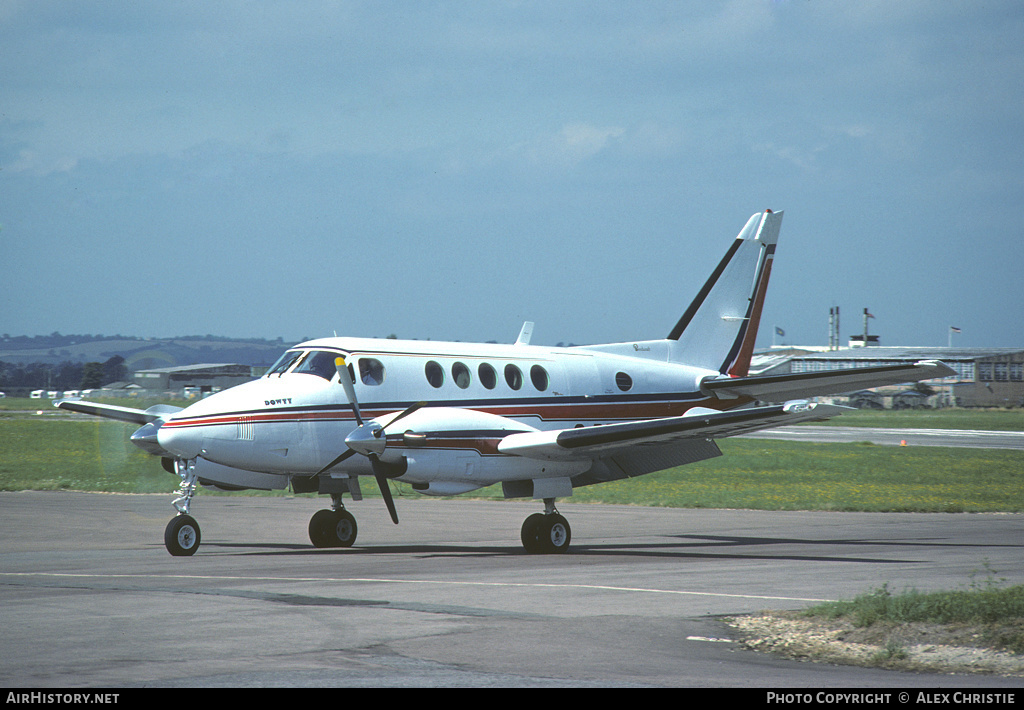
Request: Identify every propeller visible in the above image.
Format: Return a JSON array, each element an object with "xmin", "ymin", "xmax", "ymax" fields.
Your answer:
[{"xmin": 314, "ymin": 356, "xmax": 425, "ymax": 524}]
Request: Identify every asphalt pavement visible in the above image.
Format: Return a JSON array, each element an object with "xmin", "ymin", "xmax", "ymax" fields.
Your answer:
[{"xmin": 2, "ymin": 491, "xmax": 1022, "ymax": 688}]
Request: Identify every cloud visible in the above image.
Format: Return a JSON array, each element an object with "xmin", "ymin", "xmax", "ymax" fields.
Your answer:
[{"xmin": 525, "ymin": 122, "xmax": 626, "ymax": 167}]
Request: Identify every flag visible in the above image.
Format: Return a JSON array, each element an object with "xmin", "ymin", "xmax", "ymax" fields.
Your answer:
[
  {"xmin": 775, "ymin": 327, "xmax": 785, "ymax": 336},
  {"xmin": 865, "ymin": 311, "xmax": 875, "ymax": 318},
  {"xmin": 950, "ymin": 326, "xmax": 961, "ymax": 333}
]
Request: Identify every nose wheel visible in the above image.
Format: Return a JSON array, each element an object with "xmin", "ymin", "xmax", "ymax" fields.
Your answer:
[
  {"xmin": 165, "ymin": 514, "xmax": 201, "ymax": 556},
  {"xmin": 165, "ymin": 459, "xmax": 202, "ymax": 556}
]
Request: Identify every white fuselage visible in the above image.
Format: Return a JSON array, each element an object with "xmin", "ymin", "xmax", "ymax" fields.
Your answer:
[{"xmin": 155, "ymin": 335, "xmax": 733, "ymax": 491}]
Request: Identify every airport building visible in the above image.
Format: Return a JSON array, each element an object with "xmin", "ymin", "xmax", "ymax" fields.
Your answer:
[
  {"xmin": 132, "ymin": 363, "xmax": 256, "ymax": 396},
  {"xmin": 753, "ymin": 347, "xmax": 1024, "ymax": 408}
]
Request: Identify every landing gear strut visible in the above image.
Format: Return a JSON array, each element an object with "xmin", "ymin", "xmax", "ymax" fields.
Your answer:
[
  {"xmin": 521, "ymin": 498, "xmax": 571, "ymax": 554},
  {"xmin": 165, "ymin": 459, "xmax": 201, "ymax": 556},
  {"xmin": 309, "ymin": 493, "xmax": 358, "ymax": 548}
]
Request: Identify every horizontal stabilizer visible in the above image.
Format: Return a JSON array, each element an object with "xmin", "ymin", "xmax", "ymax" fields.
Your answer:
[{"xmin": 700, "ymin": 359, "xmax": 956, "ymax": 402}]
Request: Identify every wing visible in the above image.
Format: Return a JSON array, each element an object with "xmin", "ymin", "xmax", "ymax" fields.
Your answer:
[
  {"xmin": 699, "ymin": 359, "xmax": 955, "ymax": 402},
  {"xmin": 55, "ymin": 399, "xmax": 182, "ymax": 425},
  {"xmin": 497, "ymin": 401, "xmax": 850, "ymax": 461}
]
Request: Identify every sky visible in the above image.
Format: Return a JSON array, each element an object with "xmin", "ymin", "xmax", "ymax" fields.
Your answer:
[{"xmin": 2, "ymin": 1, "xmax": 1022, "ymax": 351}]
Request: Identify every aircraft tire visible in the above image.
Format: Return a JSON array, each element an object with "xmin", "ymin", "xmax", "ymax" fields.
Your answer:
[
  {"xmin": 520, "ymin": 513, "xmax": 546, "ymax": 553},
  {"xmin": 309, "ymin": 509, "xmax": 358, "ymax": 548},
  {"xmin": 521, "ymin": 513, "xmax": 570, "ymax": 554},
  {"xmin": 164, "ymin": 514, "xmax": 201, "ymax": 556}
]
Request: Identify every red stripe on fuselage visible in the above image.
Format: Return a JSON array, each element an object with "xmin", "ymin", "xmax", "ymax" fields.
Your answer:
[{"xmin": 159, "ymin": 396, "xmax": 750, "ymax": 431}]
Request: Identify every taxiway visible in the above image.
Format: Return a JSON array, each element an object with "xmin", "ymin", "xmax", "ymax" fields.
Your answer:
[{"xmin": 1, "ymin": 491, "xmax": 1021, "ymax": 687}]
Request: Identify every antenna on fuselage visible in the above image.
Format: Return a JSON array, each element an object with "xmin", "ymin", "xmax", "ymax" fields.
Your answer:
[{"xmin": 515, "ymin": 321, "xmax": 534, "ymax": 346}]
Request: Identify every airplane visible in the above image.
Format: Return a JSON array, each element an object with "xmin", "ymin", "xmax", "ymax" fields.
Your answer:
[{"xmin": 56, "ymin": 210, "xmax": 955, "ymax": 556}]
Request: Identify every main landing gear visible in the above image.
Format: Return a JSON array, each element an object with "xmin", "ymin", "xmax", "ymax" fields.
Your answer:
[
  {"xmin": 165, "ymin": 459, "xmax": 201, "ymax": 556},
  {"xmin": 308, "ymin": 493, "xmax": 358, "ymax": 548},
  {"xmin": 305, "ymin": 494, "xmax": 571, "ymax": 553},
  {"xmin": 520, "ymin": 499, "xmax": 571, "ymax": 554}
]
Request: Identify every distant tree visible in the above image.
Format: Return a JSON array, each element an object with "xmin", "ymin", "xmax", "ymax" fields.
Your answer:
[
  {"xmin": 102, "ymin": 356, "xmax": 127, "ymax": 384},
  {"xmin": 81, "ymin": 362, "xmax": 105, "ymax": 389},
  {"xmin": 55, "ymin": 362, "xmax": 83, "ymax": 390}
]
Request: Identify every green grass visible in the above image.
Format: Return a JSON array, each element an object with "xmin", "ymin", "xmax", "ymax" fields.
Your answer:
[
  {"xmin": 596, "ymin": 439, "xmax": 1024, "ymax": 512},
  {"xmin": 0, "ymin": 419, "xmax": 173, "ymax": 493},
  {"xmin": 810, "ymin": 583, "xmax": 1024, "ymax": 628},
  {"xmin": 803, "ymin": 580, "xmax": 1024, "ymax": 654},
  {"xmin": 811, "ymin": 407, "xmax": 1024, "ymax": 432},
  {"xmin": 2, "ymin": 417, "xmax": 1022, "ymax": 513},
  {"xmin": 464, "ymin": 438, "xmax": 1024, "ymax": 512}
]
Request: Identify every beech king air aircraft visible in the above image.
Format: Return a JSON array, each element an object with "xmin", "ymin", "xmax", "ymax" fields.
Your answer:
[{"xmin": 57, "ymin": 210, "xmax": 955, "ymax": 556}]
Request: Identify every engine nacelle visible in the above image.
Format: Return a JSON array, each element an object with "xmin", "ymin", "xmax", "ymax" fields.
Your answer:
[
  {"xmin": 193, "ymin": 457, "xmax": 288, "ymax": 491},
  {"xmin": 374, "ymin": 407, "xmax": 590, "ymax": 488}
]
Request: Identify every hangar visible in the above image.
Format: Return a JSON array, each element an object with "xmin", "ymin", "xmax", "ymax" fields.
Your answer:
[
  {"xmin": 132, "ymin": 363, "xmax": 255, "ymax": 396},
  {"xmin": 754, "ymin": 347, "xmax": 1024, "ymax": 408}
]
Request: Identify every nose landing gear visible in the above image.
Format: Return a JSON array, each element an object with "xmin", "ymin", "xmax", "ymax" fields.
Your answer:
[{"xmin": 164, "ymin": 459, "xmax": 201, "ymax": 556}]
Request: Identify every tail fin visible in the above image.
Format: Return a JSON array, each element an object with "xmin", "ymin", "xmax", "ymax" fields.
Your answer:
[{"xmin": 667, "ymin": 210, "xmax": 782, "ymax": 376}]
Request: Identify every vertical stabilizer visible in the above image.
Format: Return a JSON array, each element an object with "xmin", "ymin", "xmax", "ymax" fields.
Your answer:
[{"xmin": 667, "ymin": 210, "xmax": 782, "ymax": 376}]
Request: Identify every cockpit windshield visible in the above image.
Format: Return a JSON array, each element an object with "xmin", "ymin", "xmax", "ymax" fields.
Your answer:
[
  {"xmin": 266, "ymin": 350, "xmax": 303, "ymax": 376},
  {"xmin": 265, "ymin": 349, "xmax": 340, "ymax": 380},
  {"xmin": 293, "ymin": 350, "xmax": 340, "ymax": 380}
]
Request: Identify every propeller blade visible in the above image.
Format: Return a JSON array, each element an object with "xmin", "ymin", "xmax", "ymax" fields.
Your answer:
[
  {"xmin": 378, "ymin": 400, "xmax": 427, "ymax": 433},
  {"xmin": 334, "ymin": 356, "xmax": 363, "ymax": 426},
  {"xmin": 370, "ymin": 456, "xmax": 399, "ymax": 524},
  {"xmin": 315, "ymin": 448, "xmax": 357, "ymax": 476}
]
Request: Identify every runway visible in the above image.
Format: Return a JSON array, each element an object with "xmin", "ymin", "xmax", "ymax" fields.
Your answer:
[
  {"xmin": 743, "ymin": 425, "xmax": 1024, "ymax": 450},
  {"xmin": 1, "ymin": 492, "xmax": 1022, "ymax": 688}
]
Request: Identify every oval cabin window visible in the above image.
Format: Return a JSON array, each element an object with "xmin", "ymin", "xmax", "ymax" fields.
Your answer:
[
  {"xmin": 452, "ymin": 362, "xmax": 471, "ymax": 389},
  {"xmin": 478, "ymin": 363, "xmax": 497, "ymax": 389},
  {"xmin": 504, "ymin": 364, "xmax": 523, "ymax": 390},
  {"xmin": 530, "ymin": 365, "xmax": 549, "ymax": 391},
  {"xmin": 425, "ymin": 361, "xmax": 445, "ymax": 388},
  {"xmin": 615, "ymin": 372, "xmax": 633, "ymax": 391}
]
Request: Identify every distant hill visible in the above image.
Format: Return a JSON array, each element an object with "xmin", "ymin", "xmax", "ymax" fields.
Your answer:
[{"xmin": 0, "ymin": 334, "xmax": 292, "ymax": 369}]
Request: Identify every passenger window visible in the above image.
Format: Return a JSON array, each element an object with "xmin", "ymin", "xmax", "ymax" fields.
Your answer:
[
  {"xmin": 530, "ymin": 365, "xmax": 549, "ymax": 391},
  {"xmin": 452, "ymin": 362, "xmax": 471, "ymax": 389},
  {"xmin": 359, "ymin": 358, "xmax": 386, "ymax": 386},
  {"xmin": 615, "ymin": 372, "xmax": 633, "ymax": 392},
  {"xmin": 293, "ymin": 350, "xmax": 338, "ymax": 380},
  {"xmin": 504, "ymin": 364, "xmax": 523, "ymax": 390},
  {"xmin": 478, "ymin": 363, "xmax": 497, "ymax": 390},
  {"xmin": 425, "ymin": 361, "xmax": 445, "ymax": 388}
]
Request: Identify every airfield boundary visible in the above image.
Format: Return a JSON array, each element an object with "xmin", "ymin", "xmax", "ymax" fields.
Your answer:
[{"xmin": 1, "ymin": 409, "xmax": 1022, "ymax": 513}]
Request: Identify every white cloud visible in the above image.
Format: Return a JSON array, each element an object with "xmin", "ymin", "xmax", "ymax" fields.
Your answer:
[{"xmin": 526, "ymin": 123, "xmax": 625, "ymax": 167}]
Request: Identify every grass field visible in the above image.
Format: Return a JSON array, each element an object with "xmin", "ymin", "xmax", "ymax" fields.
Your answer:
[
  {"xmin": 813, "ymin": 407, "xmax": 1024, "ymax": 432},
  {"xmin": 2, "ymin": 414, "xmax": 1022, "ymax": 512},
  {"xmin": 804, "ymin": 580, "xmax": 1024, "ymax": 656}
]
